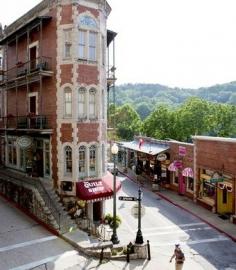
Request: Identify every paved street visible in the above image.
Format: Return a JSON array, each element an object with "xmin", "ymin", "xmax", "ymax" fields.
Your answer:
[
  {"xmin": 1, "ymin": 174, "xmax": 236, "ymax": 270},
  {"xmin": 106, "ymin": 175, "xmax": 236, "ymax": 270}
]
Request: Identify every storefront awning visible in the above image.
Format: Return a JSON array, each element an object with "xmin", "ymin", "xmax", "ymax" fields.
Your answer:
[
  {"xmin": 120, "ymin": 140, "xmax": 169, "ymax": 155},
  {"xmin": 76, "ymin": 172, "xmax": 121, "ymax": 202}
]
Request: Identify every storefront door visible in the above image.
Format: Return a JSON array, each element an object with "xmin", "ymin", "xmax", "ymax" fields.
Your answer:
[
  {"xmin": 93, "ymin": 201, "xmax": 102, "ymax": 222},
  {"xmin": 217, "ymin": 186, "xmax": 233, "ymax": 214}
]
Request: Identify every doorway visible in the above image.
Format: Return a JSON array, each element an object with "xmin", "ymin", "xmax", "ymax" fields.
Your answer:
[
  {"xmin": 29, "ymin": 46, "xmax": 37, "ymax": 71},
  {"xmin": 93, "ymin": 201, "xmax": 102, "ymax": 222}
]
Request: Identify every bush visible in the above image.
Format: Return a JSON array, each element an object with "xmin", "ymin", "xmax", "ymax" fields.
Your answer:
[{"xmin": 109, "ymin": 215, "xmax": 122, "ymax": 229}]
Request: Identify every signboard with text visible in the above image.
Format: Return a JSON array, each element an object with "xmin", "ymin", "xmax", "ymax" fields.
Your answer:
[{"xmin": 178, "ymin": 146, "xmax": 186, "ymax": 157}]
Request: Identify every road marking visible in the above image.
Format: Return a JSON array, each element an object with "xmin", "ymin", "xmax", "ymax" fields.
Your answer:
[
  {"xmin": 0, "ymin": 236, "xmax": 58, "ymax": 252},
  {"xmin": 10, "ymin": 250, "xmax": 78, "ymax": 270},
  {"xmin": 143, "ymin": 226, "xmax": 212, "ymax": 237},
  {"xmin": 142, "ymin": 222, "xmax": 205, "ymax": 232},
  {"xmin": 151, "ymin": 236, "xmax": 230, "ymax": 247}
]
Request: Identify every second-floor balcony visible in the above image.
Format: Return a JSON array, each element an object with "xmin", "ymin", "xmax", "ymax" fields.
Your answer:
[
  {"xmin": 0, "ymin": 114, "xmax": 52, "ymax": 132},
  {"xmin": 0, "ymin": 56, "xmax": 53, "ymax": 89}
]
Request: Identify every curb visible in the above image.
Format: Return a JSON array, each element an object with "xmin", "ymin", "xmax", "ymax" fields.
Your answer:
[{"xmin": 120, "ymin": 171, "xmax": 236, "ymax": 243}]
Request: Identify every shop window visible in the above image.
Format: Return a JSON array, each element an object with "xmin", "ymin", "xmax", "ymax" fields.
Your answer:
[
  {"xmin": 89, "ymin": 145, "xmax": 96, "ymax": 177},
  {"xmin": 202, "ymin": 181, "xmax": 215, "ymax": 199},
  {"xmin": 61, "ymin": 181, "xmax": 73, "ymax": 192},
  {"xmin": 64, "ymin": 146, "xmax": 72, "ymax": 175},
  {"xmin": 78, "ymin": 87, "xmax": 86, "ymax": 119},
  {"xmin": 64, "ymin": 87, "xmax": 72, "ymax": 118},
  {"xmin": 172, "ymin": 170, "xmax": 178, "ymax": 185},
  {"xmin": 79, "ymin": 146, "xmax": 86, "ymax": 178},
  {"xmin": 7, "ymin": 138, "xmax": 17, "ymax": 166},
  {"xmin": 187, "ymin": 177, "xmax": 194, "ymax": 192}
]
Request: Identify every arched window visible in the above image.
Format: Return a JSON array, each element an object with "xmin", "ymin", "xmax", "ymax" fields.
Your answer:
[
  {"xmin": 101, "ymin": 89, "xmax": 105, "ymax": 119},
  {"xmin": 89, "ymin": 88, "xmax": 96, "ymax": 119},
  {"xmin": 64, "ymin": 87, "xmax": 72, "ymax": 118},
  {"xmin": 89, "ymin": 145, "xmax": 96, "ymax": 176},
  {"xmin": 64, "ymin": 146, "xmax": 72, "ymax": 175},
  {"xmin": 78, "ymin": 88, "xmax": 86, "ymax": 118},
  {"xmin": 79, "ymin": 146, "xmax": 86, "ymax": 178}
]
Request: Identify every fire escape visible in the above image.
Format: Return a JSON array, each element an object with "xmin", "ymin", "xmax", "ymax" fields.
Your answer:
[{"xmin": 0, "ymin": 16, "xmax": 53, "ymax": 134}]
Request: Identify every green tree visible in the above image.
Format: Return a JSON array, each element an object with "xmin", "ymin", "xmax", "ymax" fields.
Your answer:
[
  {"xmin": 136, "ymin": 102, "xmax": 152, "ymax": 120},
  {"xmin": 116, "ymin": 104, "xmax": 142, "ymax": 140}
]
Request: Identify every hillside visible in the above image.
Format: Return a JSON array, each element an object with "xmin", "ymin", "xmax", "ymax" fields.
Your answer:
[{"xmin": 114, "ymin": 81, "xmax": 236, "ymax": 119}]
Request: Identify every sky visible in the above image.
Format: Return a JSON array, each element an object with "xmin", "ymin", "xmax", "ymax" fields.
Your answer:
[{"xmin": 1, "ymin": 0, "xmax": 236, "ymax": 88}]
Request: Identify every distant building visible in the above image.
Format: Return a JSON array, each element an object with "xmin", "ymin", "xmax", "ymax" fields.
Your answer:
[
  {"xmin": 118, "ymin": 135, "xmax": 236, "ymax": 223},
  {"xmin": 0, "ymin": 0, "xmax": 118, "ymax": 222}
]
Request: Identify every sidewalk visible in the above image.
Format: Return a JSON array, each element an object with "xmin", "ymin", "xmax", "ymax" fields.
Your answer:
[{"xmin": 121, "ymin": 171, "xmax": 236, "ymax": 242}]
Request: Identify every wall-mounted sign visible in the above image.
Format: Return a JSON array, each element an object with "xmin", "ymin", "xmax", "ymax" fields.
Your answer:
[
  {"xmin": 174, "ymin": 160, "xmax": 183, "ymax": 169},
  {"xmin": 157, "ymin": 153, "xmax": 167, "ymax": 161},
  {"xmin": 179, "ymin": 146, "xmax": 186, "ymax": 157},
  {"xmin": 16, "ymin": 136, "xmax": 33, "ymax": 149}
]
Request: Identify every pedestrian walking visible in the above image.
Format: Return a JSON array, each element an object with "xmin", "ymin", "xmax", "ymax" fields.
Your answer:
[{"xmin": 169, "ymin": 244, "xmax": 185, "ymax": 270}]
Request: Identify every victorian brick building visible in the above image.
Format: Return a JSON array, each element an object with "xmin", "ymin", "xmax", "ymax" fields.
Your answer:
[{"xmin": 0, "ymin": 0, "xmax": 117, "ymax": 222}]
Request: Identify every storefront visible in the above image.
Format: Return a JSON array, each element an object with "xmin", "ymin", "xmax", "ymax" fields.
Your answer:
[
  {"xmin": 193, "ymin": 136, "xmax": 236, "ymax": 217},
  {"xmin": 76, "ymin": 172, "xmax": 121, "ymax": 222},
  {"xmin": 4, "ymin": 135, "xmax": 51, "ymax": 178},
  {"xmin": 118, "ymin": 137, "xmax": 170, "ymax": 186},
  {"xmin": 168, "ymin": 142, "xmax": 194, "ymax": 198}
]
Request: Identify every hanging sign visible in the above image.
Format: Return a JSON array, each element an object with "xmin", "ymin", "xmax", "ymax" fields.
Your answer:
[
  {"xmin": 178, "ymin": 146, "xmax": 186, "ymax": 157},
  {"xmin": 157, "ymin": 153, "xmax": 167, "ymax": 161},
  {"xmin": 16, "ymin": 136, "xmax": 33, "ymax": 149}
]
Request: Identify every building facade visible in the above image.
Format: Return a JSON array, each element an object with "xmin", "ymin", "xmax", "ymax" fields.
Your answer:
[
  {"xmin": 0, "ymin": 0, "xmax": 117, "ymax": 222},
  {"xmin": 118, "ymin": 136, "xmax": 236, "ymax": 223}
]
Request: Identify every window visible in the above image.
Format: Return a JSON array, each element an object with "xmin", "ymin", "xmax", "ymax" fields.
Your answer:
[
  {"xmin": 89, "ymin": 88, "xmax": 96, "ymax": 118},
  {"xmin": 61, "ymin": 181, "xmax": 73, "ymax": 192},
  {"xmin": 64, "ymin": 146, "xmax": 72, "ymax": 175},
  {"xmin": 102, "ymin": 36, "xmax": 105, "ymax": 66},
  {"xmin": 101, "ymin": 89, "xmax": 105, "ymax": 119},
  {"xmin": 89, "ymin": 32, "xmax": 97, "ymax": 61},
  {"xmin": 64, "ymin": 88, "xmax": 72, "ymax": 117},
  {"xmin": 78, "ymin": 88, "xmax": 86, "ymax": 118},
  {"xmin": 89, "ymin": 145, "xmax": 96, "ymax": 176},
  {"xmin": 78, "ymin": 30, "xmax": 86, "ymax": 59},
  {"xmin": 8, "ymin": 138, "xmax": 17, "ymax": 166},
  {"xmin": 102, "ymin": 144, "xmax": 105, "ymax": 173},
  {"xmin": 64, "ymin": 29, "xmax": 72, "ymax": 58},
  {"xmin": 186, "ymin": 177, "xmax": 194, "ymax": 192},
  {"xmin": 78, "ymin": 29, "xmax": 97, "ymax": 61},
  {"xmin": 79, "ymin": 146, "xmax": 86, "ymax": 177},
  {"xmin": 173, "ymin": 170, "xmax": 179, "ymax": 185}
]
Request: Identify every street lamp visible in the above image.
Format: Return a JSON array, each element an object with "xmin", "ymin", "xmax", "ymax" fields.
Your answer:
[{"xmin": 110, "ymin": 142, "xmax": 120, "ymax": 244}]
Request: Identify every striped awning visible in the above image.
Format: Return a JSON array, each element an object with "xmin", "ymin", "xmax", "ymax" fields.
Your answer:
[
  {"xmin": 168, "ymin": 162, "xmax": 178, "ymax": 172},
  {"xmin": 182, "ymin": 167, "xmax": 193, "ymax": 177}
]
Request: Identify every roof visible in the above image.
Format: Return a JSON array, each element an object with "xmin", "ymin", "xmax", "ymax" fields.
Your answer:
[
  {"xmin": 107, "ymin": 29, "xmax": 117, "ymax": 46},
  {"xmin": 192, "ymin": 136, "xmax": 236, "ymax": 143},
  {"xmin": 119, "ymin": 140, "xmax": 169, "ymax": 155}
]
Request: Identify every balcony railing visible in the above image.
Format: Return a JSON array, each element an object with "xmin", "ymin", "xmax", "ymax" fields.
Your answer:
[
  {"xmin": 1, "ymin": 115, "xmax": 51, "ymax": 130},
  {"xmin": 107, "ymin": 65, "xmax": 116, "ymax": 87},
  {"xmin": 1, "ymin": 56, "xmax": 52, "ymax": 83}
]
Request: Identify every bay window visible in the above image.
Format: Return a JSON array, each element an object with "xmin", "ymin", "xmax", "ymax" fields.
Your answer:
[{"xmin": 78, "ymin": 29, "xmax": 97, "ymax": 61}]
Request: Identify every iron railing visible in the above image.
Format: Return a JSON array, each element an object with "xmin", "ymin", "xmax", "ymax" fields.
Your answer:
[
  {"xmin": 1, "ymin": 56, "xmax": 52, "ymax": 82},
  {"xmin": 1, "ymin": 115, "xmax": 50, "ymax": 129}
]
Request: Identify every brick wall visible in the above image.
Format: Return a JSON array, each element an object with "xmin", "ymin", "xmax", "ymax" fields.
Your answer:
[
  {"xmin": 77, "ymin": 123, "xmax": 99, "ymax": 143},
  {"xmin": 195, "ymin": 139, "xmax": 236, "ymax": 174},
  {"xmin": 77, "ymin": 64, "xmax": 99, "ymax": 85},
  {"xmin": 60, "ymin": 4, "xmax": 73, "ymax": 25}
]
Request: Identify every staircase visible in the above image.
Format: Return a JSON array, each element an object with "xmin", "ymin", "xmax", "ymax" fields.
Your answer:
[{"xmin": 0, "ymin": 168, "xmax": 77, "ymax": 234}]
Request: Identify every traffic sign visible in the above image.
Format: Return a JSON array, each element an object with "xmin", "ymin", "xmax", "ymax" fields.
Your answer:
[{"xmin": 118, "ymin": 196, "xmax": 138, "ymax": 201}]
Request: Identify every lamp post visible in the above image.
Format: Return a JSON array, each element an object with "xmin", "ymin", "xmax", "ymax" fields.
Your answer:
[
  {"xmin": 110, "ymin": 142, "xmax": 120, "ymax": 244},
  {"xmin": 135, "ymin": 187, "xmax": 144, "ymax": 244}
]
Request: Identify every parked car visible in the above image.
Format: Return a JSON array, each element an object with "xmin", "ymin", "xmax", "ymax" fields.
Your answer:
[{"xmin": 107, "ymin": 162, "xmax": 118, "ymax": 175}]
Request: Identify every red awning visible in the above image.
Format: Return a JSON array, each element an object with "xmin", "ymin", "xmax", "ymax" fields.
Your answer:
[{"xmin": 76, "ymin": 172, "xmax": 121, "ymax": 202}]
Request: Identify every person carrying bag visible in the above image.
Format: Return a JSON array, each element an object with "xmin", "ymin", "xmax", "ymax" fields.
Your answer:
[{"xmin": 170, "ymin": 244, "xmax": 185, "ymax": 270}]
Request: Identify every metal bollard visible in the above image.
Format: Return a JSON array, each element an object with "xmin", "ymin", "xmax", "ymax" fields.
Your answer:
[
  {"xmin": 126, "ymin": 245, "xmax": 130, "ymax": 263},
  {"xmin": 99, "ymin": 247, "xmax": 104, "ymax": 264},
  {"xmin": 147, "ymin": 240, "xmax": 151, "ymax": 260}
]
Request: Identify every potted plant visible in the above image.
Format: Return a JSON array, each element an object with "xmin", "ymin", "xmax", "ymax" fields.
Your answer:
[{"xmin": 109, "ymin": 215, "xmax": 122, "ymax": 229}]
